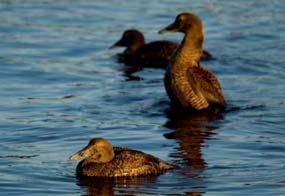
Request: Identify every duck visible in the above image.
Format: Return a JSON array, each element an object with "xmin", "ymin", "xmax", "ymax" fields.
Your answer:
[
  {"xmin": 111, "ymin": 29, "xmax": 212, "ymax": 68},
  {"xmin": 159, "ymin": 13, "xmax": 226, "ymax": 113},
  {"xmin": 69, "ymin": 138, "xmax": 173, "ymax": 177}
]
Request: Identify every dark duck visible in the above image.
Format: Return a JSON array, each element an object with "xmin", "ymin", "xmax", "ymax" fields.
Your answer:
[
  {"xmin": 111, "ymin": 29, "xmax": 212, "ymax": 68},
  {"xmin": 69, "ymin": 138, "xmax": 173, "ymax": 177},
  {"xmin": 159, "ymin": 13, "xmax": 226, "ymax": 113}
]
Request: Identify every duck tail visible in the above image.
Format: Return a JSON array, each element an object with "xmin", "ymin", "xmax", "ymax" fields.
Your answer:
[{"xmin": 159, "ymin": 160, "xmax": 174, "ymax": 170}]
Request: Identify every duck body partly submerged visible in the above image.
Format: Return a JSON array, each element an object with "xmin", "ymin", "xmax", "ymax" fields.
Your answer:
[
  {"xmin": 111, "ymin": 29, "xmax": 212, "ymax": 68},
  {"xmin": 70, "ymin": 138, "xmax": 172, "ymax": 178},
  {"xmin": 160, "ymin": 13, "xmax": 226, "ymax": 113},
  {"xmin": 134, "ymin": 40, "xmax": 178, "ymax": 68},
  {"xmin": 76, "ymin": 147, "xmax": 172, "ymax": 177}
]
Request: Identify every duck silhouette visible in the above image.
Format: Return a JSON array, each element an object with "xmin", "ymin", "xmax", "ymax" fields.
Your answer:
[{"xmin": 111, "ymin": 29, "xmax": 212, "ymax": 68}]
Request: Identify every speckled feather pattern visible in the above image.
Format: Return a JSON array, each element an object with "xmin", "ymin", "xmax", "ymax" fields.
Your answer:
[
  {"xmin": 77, "ymin": 148, "xmax": 173, "ymax": 177},
  {"xmin": 165, "ymin": 53, "xmax": 225, "ymax": 110},
  {"xmin": 188, "ymin": 66, "xmax": 226, "ymax": 107},
  {"xmin": 165, "ymin": 48, "xmax": 210, "ymax": 110}
]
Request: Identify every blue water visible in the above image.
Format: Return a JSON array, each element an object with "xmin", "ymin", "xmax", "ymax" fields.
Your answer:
[{"xmin": 0, "ymin": 0, "xmax": 284, "ymax": 195}]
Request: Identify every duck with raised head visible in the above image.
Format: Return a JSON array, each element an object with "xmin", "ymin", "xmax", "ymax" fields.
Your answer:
[
  {"xmin": 69, "ymin": 138, "xmax": 173, "ymax": 177},
  {"xmin": 159, "ymin": 13, "xmax": 226, "ymax": 113},
  {"xmin": 111, "ymin": 29, "xmax": 212, "ymax": 68}
]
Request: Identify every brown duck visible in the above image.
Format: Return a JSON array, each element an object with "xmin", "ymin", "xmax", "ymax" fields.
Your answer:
[
  {"xmin": 111, "ymin": 29, "xmax": 212, "ymax": 68},
  {"xmin": 69, "ymin": 138, "xmax": 173, "ymax": 177},
  {"xmin": 159, "ymin": 13, "xmax": 226, "ymax": 112}
]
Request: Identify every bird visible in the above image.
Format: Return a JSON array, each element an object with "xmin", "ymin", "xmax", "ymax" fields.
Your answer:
[
  {"xmin": 69, "ymin": 138, "xmax": 173, "ymax": 177},
  {"xmin": 111, "ymin": 29, "xmax": 212, "ymax": 68},
  {"xmin": 159, "ymin": 13, "xmax": 226, "ymax": 113}
]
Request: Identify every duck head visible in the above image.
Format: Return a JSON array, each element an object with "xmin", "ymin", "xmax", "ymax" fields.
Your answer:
[
  {"xmin": 110, "ymin": 29, "xmax": 145, "ymax": 52},
  {"xmin": 159, "ymin": 13, "xmax": 204, "ymax": 52},
  {"xmin": 159, "ymin": 13, "xmax": 203, "ymax": 36},
  {"xmin": 69, "ymin": 138, "xmax": 115, "ymax": 163}
]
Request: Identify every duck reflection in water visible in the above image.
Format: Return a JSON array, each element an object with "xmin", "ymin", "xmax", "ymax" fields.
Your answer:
[
  {"xmin": 164, "ymin": 111, "xmax": 223, "ymax": 171},
  {"xmin": 76, "ymin": 175, "xmax": 158, "ymax": 196},
  {"xmin": 122, "ymin": 65, "xmax": 143, "ymax": 81}
]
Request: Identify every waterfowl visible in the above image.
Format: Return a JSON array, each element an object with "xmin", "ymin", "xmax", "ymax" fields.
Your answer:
[
  {"xmin": 69, "ymin": 138, "xmax": 173, "ymax": 177},
  {"xmin": 111, "ymin": 29, "xmax": 177, "ymax": 68},
  {"xmin": 111, "ymin": 29, "xmax": 212, "ymax": 68},
  {"xmin": 159, "ymin": 13, "xmax": 226, "ymax": 112}
]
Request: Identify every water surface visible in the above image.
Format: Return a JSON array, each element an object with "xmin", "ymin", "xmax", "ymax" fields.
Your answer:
[{"xmin": 0, "ymin": 0, "xmax": 284, "ymax": 195}]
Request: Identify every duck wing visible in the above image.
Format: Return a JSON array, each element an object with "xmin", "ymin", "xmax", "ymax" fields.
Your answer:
[
  {"xmin": 187, "ymin": 66, "xmax": 226, "ymax": 108},
  {"xmin": 111, "ymin": 149, "xmax": 172, "ymax": 177},
  {"xmin": 138, "ymin": 41, "xmax": 178, "ymax": 59},
  {"xmin": 135, "ymin": 41, "xmax": 178, "ymax": 68}
]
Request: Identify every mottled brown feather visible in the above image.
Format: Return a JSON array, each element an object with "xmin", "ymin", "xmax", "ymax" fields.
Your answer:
[
  {"xmin": 187, "ymin": 66, "xmax": 226, "ymax": 108},
  {"xmin": 77, "ymin": 148, "xmax": 173, "ymax": 177}
]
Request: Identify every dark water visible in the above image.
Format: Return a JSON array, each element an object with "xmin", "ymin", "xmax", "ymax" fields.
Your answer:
[{"xmin": 0, "ymin": 0, "xmax": 284, "ymax": 195}]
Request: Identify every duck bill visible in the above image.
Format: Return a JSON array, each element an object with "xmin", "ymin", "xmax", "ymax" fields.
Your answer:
[
  {"xmin": 69, "ymin": 150, "xmax": 83, "ymax": 160},
  {"xmin": 158, "ymin": 22, "xmax": 178, "ymax": 34},
  {"xmin": 69, "ymin": 146, "xmax": 90, "ymax": 160},
  {"xmin": 109, "ymin": 39, "xmax": 123, "ymax": 49}
]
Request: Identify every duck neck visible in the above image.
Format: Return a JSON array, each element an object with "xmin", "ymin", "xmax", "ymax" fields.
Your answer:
[
  {"xmin": 171, "ymin": 33, "xmax": 203, "ymax": 69},
  {"xmin": 125, "ymin": 39, "xmax": 145, "ymax": 56}
]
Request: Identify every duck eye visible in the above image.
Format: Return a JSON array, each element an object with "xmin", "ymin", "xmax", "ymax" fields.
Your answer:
[{"xmin": 177, "ymin": 18, "xmax": 182, "ymax": 24}]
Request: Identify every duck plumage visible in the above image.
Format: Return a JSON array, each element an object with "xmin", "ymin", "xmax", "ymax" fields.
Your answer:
[
  {"xmin": 70, "ymin": 138, "xmax": 173, "ymax": 177},
  {"xmin": 159, "ymin": 13, "xmax": 226, "ymax": 112}
]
